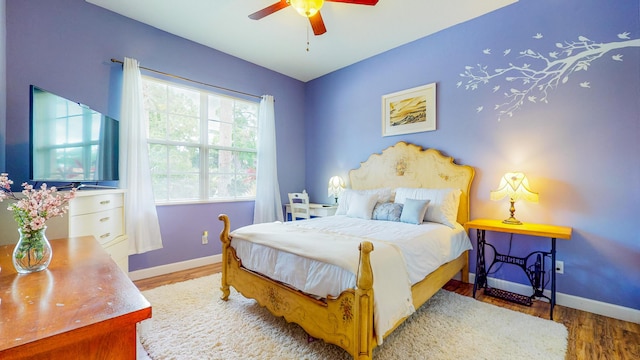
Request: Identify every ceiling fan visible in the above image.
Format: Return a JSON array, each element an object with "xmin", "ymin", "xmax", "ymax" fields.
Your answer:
[{"xmin": 249, "ymin": 0, "xmax": 379, "ymax": 36}]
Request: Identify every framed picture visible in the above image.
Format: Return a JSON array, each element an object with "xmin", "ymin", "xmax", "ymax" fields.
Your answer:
[{"xmin": 382, "ymin": 83, "xmax": 436, "ymax": 137}]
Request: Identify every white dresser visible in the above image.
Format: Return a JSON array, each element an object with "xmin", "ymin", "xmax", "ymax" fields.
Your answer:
[
  {"xmin": 0, "ymin": 189, "xmax": 129, "ymax": 273},
  {"xmin": 66, "ymin": 189, "xmax": 129, "ymax": 273}
]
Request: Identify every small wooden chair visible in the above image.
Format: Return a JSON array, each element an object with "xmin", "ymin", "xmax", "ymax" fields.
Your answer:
[{"xmin": 288, "ymin": 192, "xmax": 310, "ymax": 221}]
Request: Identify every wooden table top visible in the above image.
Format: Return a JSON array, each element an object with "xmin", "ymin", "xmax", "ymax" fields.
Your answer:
[
  {"xmin": 0, "ymin": 236, "xmax": 151, "ymax": 353},
  {"xmin": 464, "ymin": 218, "xmax": 572, "ymax": 240}
]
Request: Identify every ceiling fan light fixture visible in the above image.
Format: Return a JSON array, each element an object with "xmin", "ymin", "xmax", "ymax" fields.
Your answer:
[{"xmin": 288, "ymin": 0, "xmax": 324, "ymax": 18}]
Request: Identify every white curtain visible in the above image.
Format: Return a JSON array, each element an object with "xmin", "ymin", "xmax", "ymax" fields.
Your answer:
[
  {"xmin": 120, "ymin": 57, "xmax": 163, "ymax": 254},
  {"xmin": 253, "ymin": 95, "xmax": 284, "ymax": 223}
]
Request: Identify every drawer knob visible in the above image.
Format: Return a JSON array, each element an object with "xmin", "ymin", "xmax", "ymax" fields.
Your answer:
[
  {"xmin": 100, "ymin": 232, "xmax": 111, "ymax": 239},
  {"xmin": 100, "ymin": 200, "xmax": 111, "ymax": 205},
  {"xmin": 100, "ymin": 217, "xmax": 110, "ymax": 222}
]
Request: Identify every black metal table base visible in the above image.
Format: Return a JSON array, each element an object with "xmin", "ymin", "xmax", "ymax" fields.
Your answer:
[{"xmin": 473, "ymin": 229, "xmax": 557, "ymax": 319}]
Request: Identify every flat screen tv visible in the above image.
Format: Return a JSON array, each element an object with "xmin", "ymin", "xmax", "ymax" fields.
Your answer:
[{"xmin": 29, "ymin": 85, "xmax": 119, "ymax": 187}]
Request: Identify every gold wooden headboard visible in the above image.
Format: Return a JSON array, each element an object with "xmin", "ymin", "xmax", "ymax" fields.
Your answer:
[{"xmin": 349, "ymin": 142, "xmax": 475, "ymax": 224}]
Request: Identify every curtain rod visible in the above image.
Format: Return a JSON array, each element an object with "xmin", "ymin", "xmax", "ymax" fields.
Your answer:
[{"xmin": 110, "ymin": 58, "xmax": 263, "ymax": 100}]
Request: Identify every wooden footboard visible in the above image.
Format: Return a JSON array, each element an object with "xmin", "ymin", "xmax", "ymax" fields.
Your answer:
[
  {"xmin": 218, "ymin": 214, "xmax": 469, "ymax": 359},
  {"xmin": 219, "ymin": 214, "xmax": 376, "ymax": 359}
]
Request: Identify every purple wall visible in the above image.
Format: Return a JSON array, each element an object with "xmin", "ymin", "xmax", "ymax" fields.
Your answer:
[
  {"xmin": 4, "ymin": 0, "xmax": 306, "ymax": 271},
  {"xmin": 305, "ymin": 0, "xmax": 640, "ymax": 310},
  {"xmin": 3, "ymin": 0, "xmax": 639, "ymax": 311}
]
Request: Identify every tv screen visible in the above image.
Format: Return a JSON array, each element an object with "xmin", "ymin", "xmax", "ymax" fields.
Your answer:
[{"xmin": 29, "ymin": 86, "xmax": 119, "ymax": 184}]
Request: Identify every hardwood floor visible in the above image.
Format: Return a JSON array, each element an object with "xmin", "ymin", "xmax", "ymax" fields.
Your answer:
[{"xmin": 134, "ymin": 264, "xmax": 640, "ymax": 360}]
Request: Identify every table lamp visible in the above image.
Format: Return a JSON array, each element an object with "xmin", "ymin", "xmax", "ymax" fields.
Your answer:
[
  {"xmin": 490, "ymin": 172, "xmax": 539, "ymax": 225},
  {"xmin": 327, "ymin": 175, "xmax": 345, "ymax": 205}
]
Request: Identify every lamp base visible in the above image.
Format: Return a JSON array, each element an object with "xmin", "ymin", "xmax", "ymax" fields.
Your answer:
[
  {"xmin": 502, "ymin": 216, "xmax": 522, "ymax": 225},
  {"xmin": 502, "ymin": 199, "xmax": 523, "ymax": 225}
]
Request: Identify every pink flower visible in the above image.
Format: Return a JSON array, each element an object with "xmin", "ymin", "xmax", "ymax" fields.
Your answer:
[{"xmin": 0, "ymin": 173, "xmax": 77, "ymax": 234}]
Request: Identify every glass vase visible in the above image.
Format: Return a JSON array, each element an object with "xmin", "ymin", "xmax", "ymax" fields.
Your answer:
[{"xmin": 12, "ymin": 226, "xmax": 52, "ymax": 274}]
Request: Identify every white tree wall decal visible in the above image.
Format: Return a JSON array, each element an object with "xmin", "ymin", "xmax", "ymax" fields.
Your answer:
[{"xmin": 457, "ymin": 32, "xmax": 640, "ymax": 121}]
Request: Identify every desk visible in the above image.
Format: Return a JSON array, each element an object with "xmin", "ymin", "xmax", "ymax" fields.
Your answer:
[
  {"xmin": 0, "ymin": 236, "xmax": 151, "ymax": 359},
  {"xmin": 285, "ymin": 203, "xmax": 338, "ymax": 221},
  {"xmin": 464, "ymin": 218, "xmax": 571, "ymax": 319}
]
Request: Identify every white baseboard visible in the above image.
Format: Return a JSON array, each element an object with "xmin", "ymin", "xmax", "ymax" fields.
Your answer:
[
  {"xmin": 470, "ymin": 273, "xmax": 640, "ymax": 324},
  {"xmin": 128, "ymin": 254, "xmax": 222, "ymax": 281}
]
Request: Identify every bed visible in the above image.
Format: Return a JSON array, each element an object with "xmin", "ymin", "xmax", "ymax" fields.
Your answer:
[{"xmin": 218, "ymin": 141, "xmax": 475, "ymax": 359}]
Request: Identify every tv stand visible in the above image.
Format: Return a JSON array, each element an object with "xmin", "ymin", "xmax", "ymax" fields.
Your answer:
[
  {"xmin": 56, "ymin": 182, "xmax": 118, "ymax": 191},
  {"xmin": 0, "ymin": 189, "xmax": 128, "ymax": 273},
  {"xmin": 76, "ymin": 183, "xmax": 119, "ymax": 190}
]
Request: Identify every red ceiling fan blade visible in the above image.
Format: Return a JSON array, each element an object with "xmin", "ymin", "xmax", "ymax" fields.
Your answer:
[
  {"xmin": 325, "ymin": 0, "xmax": 378, "ymax": 5},
  {"xmin": 309, "ymin": 12, "xmax": 327, "ymax": 35},
  {"xmin": 248, "ymin": 0, "xmax": 290, "ymax": 20}
]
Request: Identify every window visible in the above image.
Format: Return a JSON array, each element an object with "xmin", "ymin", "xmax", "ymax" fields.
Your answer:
[{"xmin": 142, "ymin": 77, "xmax": 258, "ymax": 203}]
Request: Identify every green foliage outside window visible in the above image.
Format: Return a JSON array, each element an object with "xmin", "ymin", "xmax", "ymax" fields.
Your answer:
[{"xmin": 143, "ymin": 77, "xmax": 258, "ymax": 203}]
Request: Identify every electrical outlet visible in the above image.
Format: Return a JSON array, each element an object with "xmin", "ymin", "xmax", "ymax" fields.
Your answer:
[
  {"xmin": 201, "ymin": 230, "xmax": 208, "ymax": 245},
  {"xmin": 555, "ymin": 260, "xmax": 564, "ymax": 274}
]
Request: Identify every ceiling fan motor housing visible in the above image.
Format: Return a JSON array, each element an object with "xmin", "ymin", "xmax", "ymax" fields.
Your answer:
[{"xmin": 288, "ymin": 0, "xmax": 325, "ymax": 17}]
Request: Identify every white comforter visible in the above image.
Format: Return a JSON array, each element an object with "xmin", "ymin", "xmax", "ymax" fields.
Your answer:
[{"xmin": 230, "ymin": 215, "xmax": 472, "ymax": 344}]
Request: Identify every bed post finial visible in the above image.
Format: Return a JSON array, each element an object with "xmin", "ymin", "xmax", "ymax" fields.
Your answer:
[
  {"xmin": 354, "ymin": 241, "xmax": 375, "ymax": 359},
  {"xmin": 357, "ymin": 242, "xmax": 374, "ymax": 290},
  {"xmin": 218, "ymin": 214, "xmax": 231, "ymax": 300}
]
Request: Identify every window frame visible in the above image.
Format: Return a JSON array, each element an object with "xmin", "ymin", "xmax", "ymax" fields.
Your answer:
[{"xmin": 142, "ymin": 76, "xmax": 259, "ymax": 205}]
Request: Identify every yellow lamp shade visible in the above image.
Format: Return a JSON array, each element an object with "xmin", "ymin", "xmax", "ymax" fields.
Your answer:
[
  {"xmin": 289, "ymin": 0, "xmax": 324, "ymax": 17},
  {"xmin": 490, "ymin": 172, "xmax": 539, "ymax": 203}
]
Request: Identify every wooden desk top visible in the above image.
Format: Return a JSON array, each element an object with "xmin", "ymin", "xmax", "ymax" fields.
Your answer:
[
  {"xmin": 285, "ymin": 203, "xmax": 338, "ymax": 209},
  {"xmin": 0, "ymin": 236, "xmax": 151, "ymax": 355},
  {"xmin": 464, "ymin": 218, "xmax": 572, "ymax": 240}
]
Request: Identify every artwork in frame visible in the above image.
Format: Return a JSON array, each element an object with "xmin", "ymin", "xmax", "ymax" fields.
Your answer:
[{"xmin": 382, "ymin": 83, "xmax": 436, "ymax": 137}]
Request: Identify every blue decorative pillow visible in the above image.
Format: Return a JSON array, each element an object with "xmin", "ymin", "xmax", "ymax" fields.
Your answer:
[
  {"xmin": 372, "ymin": 202, "xmax": 403, "ymax": 222},
  {"xmin": 400, "ymin": 198, "xmax": 431, "ymax": 225}
]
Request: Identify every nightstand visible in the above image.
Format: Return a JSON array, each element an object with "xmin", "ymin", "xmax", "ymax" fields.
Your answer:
[
  {"xmin": 285, "ymin": 203, "xmax": 338, "ymax": 221},
  {"xmin": 464, "ymin": 218, "xmax": 572, "ymax": 319}
]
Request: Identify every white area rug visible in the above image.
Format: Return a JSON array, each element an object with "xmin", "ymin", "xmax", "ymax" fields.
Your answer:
[{"xmin": 139, "ymin": 273, "xmax": 567, "ymax": 359}]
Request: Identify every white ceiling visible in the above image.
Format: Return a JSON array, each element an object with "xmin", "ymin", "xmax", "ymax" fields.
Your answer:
[{"xmin": 87, "ymin": 0, "xmax": 517, "ymax": 82}]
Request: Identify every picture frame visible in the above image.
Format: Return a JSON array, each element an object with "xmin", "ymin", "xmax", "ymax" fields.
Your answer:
[{"xmin": 382, "ymin": 83, "xmax": 436, "ymax": 137}]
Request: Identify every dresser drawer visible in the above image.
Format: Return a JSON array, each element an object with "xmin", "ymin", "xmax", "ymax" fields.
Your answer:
[
  {"xmin": 69, "ymin": 193, "xmax": 123, "ymax": 215},
  {"xmin": 103, "ymin": 235, "xmax": 129, "ymax": 273},
  {"xmin": 69, "ymin": 207, "xmax": 124, "ymax": 245}
]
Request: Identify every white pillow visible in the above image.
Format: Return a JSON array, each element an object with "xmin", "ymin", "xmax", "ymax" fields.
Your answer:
[
  {"xmin": 336, "ymin": 188, "xmax": 393, "ymax": 215},
  {"xmin": 346, "ymin": 193, "xmax": 378, "ymax": 220},
  {"xmin": 394, "ymin": 188, "xmax": 462, "ymax": 228}
]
